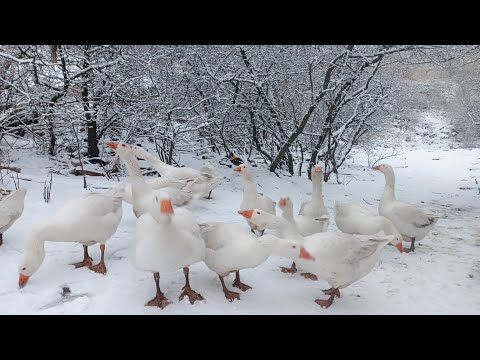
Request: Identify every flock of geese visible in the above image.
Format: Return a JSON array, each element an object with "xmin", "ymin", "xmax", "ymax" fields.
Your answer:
[{"xmin": 0, "ymin": 141, "xmax": 440, "ymax": 310}]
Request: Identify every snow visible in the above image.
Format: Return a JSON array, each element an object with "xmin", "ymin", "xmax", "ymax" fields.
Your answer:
[{"xmin": 1, "ymin": 124, "xmax": 479, "ymax": 314}]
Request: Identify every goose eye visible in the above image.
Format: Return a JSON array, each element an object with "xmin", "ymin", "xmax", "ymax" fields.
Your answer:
[
  {"xmin": 22, "ymin": 267, "xmax": 26, "ymax": 271},
  {"xmin": 292, "ymin": 245, "xmax": 296, "ymax": 249},
  {"xmin": 257, "ymin": 211, "xmax": 260, "ymax": 215}
]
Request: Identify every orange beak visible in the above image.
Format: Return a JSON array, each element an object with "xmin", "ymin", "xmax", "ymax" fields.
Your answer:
[
  {"xmin": 396, "ymin": 242, "xmax": 403, "ymax": 253},
  {"xmin": 373, "ymin": 165, "xmax": 381, "ymax": 170},
  {"xmin": 105, "ymin": 141, "xmax": 119, "ymax": 150},
  {"xmin": 234, "ymin": 166, "xmax": 242, "ymax": 172},
  {"xmin": 18, "ymin": 273, "xmax": 29, "ymax": 288},
  {"xmin": 160, "ymin": 198, "xmax": 174, "ymax": 214},
  {"xmin": 279, "ymin": 197, "xmax": 287, "ymax": 207},
  {"xmin": 299, "ymin": 246, "xmax": 315, "ymax": 261},
  {"xmin": 238, "ymin": 209, "xmax": 254, "ymax": 219},
  {"xmin": 314, "ymin": 166, "xmax": 322, "ymax": 173}
]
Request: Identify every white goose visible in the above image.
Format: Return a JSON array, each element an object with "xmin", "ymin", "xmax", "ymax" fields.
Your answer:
[
  {"xmin": 374, "ymin": 164, "xmax": 439, "ymax": 253},
  {"xmin": 106, "ymin": 141, "xmax": 196, "ymax": 217},
  {"xmin": 108, "ymin": 142, "xmax": 205, "ymax": 308},
  {"xmin": 239, "ymin": 208, "xmax": 394, "ymax": 309},
  {"xmin": 119, "ymin": 181, "xmax": 194, "ymax": 209},
  {"xmin": 200, "ymin": 222, "xmax": 276, "ymax": 301},
  {"xmin": 235, "ymin": 163, "xmax": 276, "ymax": 234},
  {"xmin": 335, "ymin": 201, "xmax": 403, "ymax": 252},
  {"xmin": 280, "ymin": 196, "xmax": 328, "ymax": 236},
  {"xmin": 299, "ymin": 164, "xmax": 329, "ymax": 231},
  {"xmin": 278, "ymin": 195, "xmax": 328, "ymax": 278},
  {"xmin": 18, "ymin": 192, "xmax": 123, "ymax": 287},
  {"xmin": 0, "ymin": 187, "xmax": 27, "ymax": 246},
  {"xmin": 199, "ymin": 162, "xmax": 222, "ymax": 199},
  {"xmin": 133, "ymin": 195, "xmax": 206, "ymax": 308},
  {"xmin": 128, "ymin": 144, "xmax": 222, "ymax": 199},
  {"xmin": 238, "ymin": 207, "xmax": 318, "ymax": 280}
]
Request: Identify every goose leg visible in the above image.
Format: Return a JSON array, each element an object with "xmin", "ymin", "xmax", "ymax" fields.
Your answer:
[
  {"xmin": 301, "ymin": 272, "xmax": 318, "ymax": 281},
  {"xmin": 280, "ymin": 261, "xmax": 298, "ymax": 274},
  {"xmin": 89, "ymin": 244, "xmax": 107, "ymax": 274},
  {"xmin": 146, "ymin": 272, "xmax": 170, "ymax": 309},
  {"xmin": 205, "ymin": 190, "xmax": 213, "ymax": 199},
  {"xmin": 0, "ymin": 233, "xmax": 3, "ymax": 246},
  {"xmin": 403, "ymin": 238, "xmax": 415, "ymax": 253},
  {"xmin": 260, "ymin": 230, "xmax": 265, "ymax": 236},
  {"xmin": 322, "ymin": 287, "xmax": 341, "ymax": 297},
  {"xmin": 232, "ymin": 271, "xmax": 252, "ymax": 291},
  {"xmin": 250, "ymin": 228, "xmax": 255, "ymax": 234},
  {"xmin": 315, "ymin": 288, "xmax": 340, "ymax": 308},
  {"xmin": 179, "ymin": 267, "xmax": 204, "ymax": 304},
  {"xmin": 219, "ymin": 275, "xmax": 240, "ymax": 302},
  {"xmin": 71, "ymin": 245, "xmax": 93, "ymax": 268}
]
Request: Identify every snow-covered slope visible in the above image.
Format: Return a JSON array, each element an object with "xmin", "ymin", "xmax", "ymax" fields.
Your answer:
[{"xmin": 0, "ymin": 141, "xmax": 479, "ymax": 314}]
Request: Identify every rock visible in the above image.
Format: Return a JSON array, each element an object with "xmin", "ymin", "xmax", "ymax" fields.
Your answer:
[{"xmin": 62, "ymin": 286, "xmax": 71, "ymax": 297}]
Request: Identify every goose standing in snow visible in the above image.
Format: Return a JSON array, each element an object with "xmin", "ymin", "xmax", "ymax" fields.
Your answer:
[
  {"xmin": 128, "ymin": 144, "xmax": 221, "ymax": 199},
  {"xmin": 108, "ymin": 141, "xmax": 206, "ymax": 308},
  {"xmin": 238, "ymin": 207, "xmax": 317, "ymax": 280},
  {"xmin": 199, "ymin": 162, "xmax": 222, "ymax": 199},
  {"xmin": 133, "ymin": 196, "xmax": 205, "ymax": 309},
  {"xmin": 299, "ymin": 164, "xmax": 329, "ymax": 231},
  {"xmin": 280, "ymin": 196, "xmax": 328, "ymax": 236},
  {"xmin": 374, "ymin": 164, "xmax": 439, "ymax": 253},
  {"xmin": 297, "ymin": 233, "xmax": 393, "ymax": 308},
  {"xmin": 200, "ymin": 221, "xmax": 276, "ymax": 301},
  {"xmin": 0, "ymin": 188, "xmax": 27, "ymax": 246},
  {"xmin": 106, "ymin": 141, "xmax": 196, "ymax": 217},
  {"xmin": 334, "ymin": 201, "xmax": 403, "ymax": 252},
  {"xmin": 235, "ymin": 163, "xmax": 276, "ymax": 235},
  {"xmin": 240, "ymin": 208, "xmax": 394, "ymax": 308},
  {"xmin": 278, "ymin": 196, "xmax": 328, "ymax": 279},
  {"xmin": 18, "ymin": 192, "xmax": 123, "ymax": 287}
]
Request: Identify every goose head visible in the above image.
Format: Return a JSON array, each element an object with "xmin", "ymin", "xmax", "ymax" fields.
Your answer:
[
  {"xmin": 373, "ymin": 163, "xmax": 394, "ymax": 175},
  {"xmin": 238, "ymin": 208, "xmax": 273, "ymax": 230},
  {"xmin": 18, "ymin": 246, "xmax": 45, "ymax": 288},
  {"xmin": 311, "ymin": 164, "xmax": 323, "ymax": 178},
  {"xmin": 105, "ymin": 141, "xmax": 134, "ymax": 156},
  {"xmin": 149, "ymin": 195, "xmax": 174, "ymax": 224},
  {"xmin": 233, "ymin": 163, "xmax": 253, "ymax": 180},
  {"xmin": 278, "ymin": 196, "xmax": 293, "ymax": 209},
  {"xmin": 278, "ymin": 196, "xmax": 294, "ymax": 218}
]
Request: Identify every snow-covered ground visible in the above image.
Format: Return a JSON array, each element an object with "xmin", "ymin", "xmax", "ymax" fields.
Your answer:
[{"xmin": 1, "ymin": 118, "xmax": 479, "ymax": 314}]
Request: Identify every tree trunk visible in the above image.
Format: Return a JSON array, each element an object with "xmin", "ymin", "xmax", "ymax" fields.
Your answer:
[
  {"xmin": 269, "ymin": 48, "xmax": 351, "ymax": 173},
  {"xmin": 48, "ymin": 120, "xmax": 56, "ymax": 155},
  {"xmin": 87, "ymin": 121, "xmax": 99, "ymax": 157},
  {"xmin": 287, "ymin": 151, "xmax": 294, "ymax": 175}
]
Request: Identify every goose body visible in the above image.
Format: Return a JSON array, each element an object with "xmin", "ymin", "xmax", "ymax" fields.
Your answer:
[
  {"xmin": 133, "ymin": 204, "xmax": 205, "ymax": 273},
  {"xmin": 374, "ymin": 164, "xmax": 439, "ymax": 252},
  {"xmin": 106, "ymin": 142, "xmax": 196, "ymax": 217},
  {"xmin": 199, "ymin": 222, "xmax": 276, "ymax": 301},
  {"xmin": 129, "ymin": 145, "xmax": 221, "ymax": 198},
  {"xmin": 235, "ymin": 164, "xmax": 276, "ymax": 233},
  {"xmin": 297, "ymin": 232, "xmax": 393, "ymax": 290},
  {"xmin": 334, "ymin": 201, "xmax": 403, "ymax": 251},
  {"xmin": 240, "ymin": 208, "xmax": 394, "ymax": 308},
  {"xmin": 279, "ymin": 196, "xmax": 327, "ymax": 236},
  {"xmin": 200, "ymin": 222, "xmax": 272, "ymax": 276},
  {"xmin": 0, "ymin": 188, "xmax": 27, "ymax": 245},
  {"xmin": 106, "ymin": 140, "xmax": 205, "ymax": 308},
  {"xmin": 298, "ymin": 165, "xmax": 329, "ymax": 231},
  {"xmin": 18, "ymin": 192, "xmax": 123, "ymax": 286}
]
